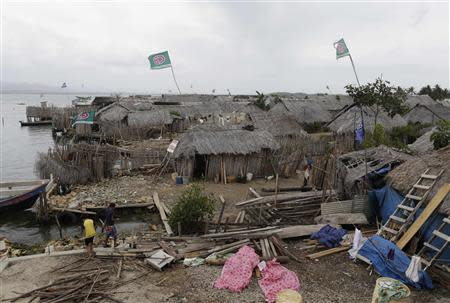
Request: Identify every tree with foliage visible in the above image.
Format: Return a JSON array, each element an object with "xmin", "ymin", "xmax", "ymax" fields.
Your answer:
[
  {"xmin": 431, "ymin": 120, "xmax": 450, "ymax": 150},
  {"xmin": 345, "ymin": 78, "xmax": 409, "ymax": 126},
  {"xmin": 255, "ymin": 91, "xmax": 269, "ymax": 110},
  {"xmin": 168, "ymin": 184, "xmax": 215, "ymax": 234},
  {"xmin": 418, "ymin": 84, "xmax": 450, "ymax": 101}
]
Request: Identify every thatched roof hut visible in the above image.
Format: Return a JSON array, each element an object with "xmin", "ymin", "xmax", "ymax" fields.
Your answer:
[
  {"xmin": 405, "ymin": 95, "xmax": 437, "ymax": 107},
  {"xmin": 268, "ymin": 93, "xmax": 353, "ymax": 113},
  {"xmin": 270, "ymin": 100, "xmax": 332, "ymax": 124},
  {"xmin": 173, "ymin": 125, "xmax": 279, "ymax": 158},
  {"xmin": 127, "ymin": 110, "xmax": 174, "ymax": 128},
  {"xmin": 248, "ymin": 112, "xmax": 308, "ymax": 138},
  {"xmin": 337, "ymin": 145, "xmax": 414, "ymax": 198},
  {"xmin": 386, "ymin": 146, "xmax": 450, "ymax": 215},
  {"xmin": 328, "ymin": 106, "xmax": 407, "ymax": 134},
  {"xmin": 173, "ymin": 125, "xmax": 279, "ymax": 180},
  {"xmin": 403, "ymin": 103, "xmax": 450, "ymax": 125}
]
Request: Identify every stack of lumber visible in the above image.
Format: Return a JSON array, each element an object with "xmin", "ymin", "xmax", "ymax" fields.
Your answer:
[
  {"xmin": 4, "ymin": 257, "xmax": 151, "ymax": 303},
  {"xmin": 236, "ymin": 190, "xmax": 336, "ymax": 225}
]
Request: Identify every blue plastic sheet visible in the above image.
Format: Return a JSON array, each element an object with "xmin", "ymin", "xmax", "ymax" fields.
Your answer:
[
  {"xmin": 310, "ymin": 225, "xmax": 347, "ymax": 248},
  {"xmin": 368, "ymin": 185, "xmax": 404, "ymax": 224},
  {"xmin": 359, "ymin": 235, "xmax": 433, "ymax": 289}
]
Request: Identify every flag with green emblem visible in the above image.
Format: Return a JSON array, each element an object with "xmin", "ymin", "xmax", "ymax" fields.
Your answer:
[
  {"xmin": 148, "ymin": 51, "xmax": 172, "ymax": 69},
  {"xmin": 334, "ymin": 38, "xmax": 350, "ymax": 59},
  {"xmin": 72, "ymin": 111, "xmax": 95, "ymax": 126}
]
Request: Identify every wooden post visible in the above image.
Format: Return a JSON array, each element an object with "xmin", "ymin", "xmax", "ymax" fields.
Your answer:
[
  {"xmin": 55, "ymin": 215, "xmax": 63, "ymax": 239},
  {"xmin": 215, "ymin": 195, "xmax": 226, "ymax": 233},
  {"xmin": 274, "ymin": 173, "xmax": 279, "ymax": 208}
]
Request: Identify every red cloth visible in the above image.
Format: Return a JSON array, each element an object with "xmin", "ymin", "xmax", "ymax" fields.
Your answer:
[
  {"xmin": 258, "ymin": 260, "xmax": 300, "ymax": 302},
  {"xmin": 214, "ymin": 245, "xmax": 260, "ymax": 292}
]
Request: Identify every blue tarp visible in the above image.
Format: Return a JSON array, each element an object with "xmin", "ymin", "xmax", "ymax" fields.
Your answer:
[
  {"xmin": 359, "ymin": 235, "xmax": 433, "ymax": 289},
  {"xmin": 368, "ymin": 185, "xmax": 405, "ymax": 224},
  {"xmin": 310, "ymin": 225, "xmax": 347, "ymax": 248},
  {"xmin": 368, "ymin": 185, "xmax": 450, "ymax": 267}
]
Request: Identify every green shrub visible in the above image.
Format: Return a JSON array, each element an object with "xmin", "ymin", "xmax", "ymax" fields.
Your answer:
[
  {"xmin": 373, "ymin": 124, "xmax": 385, "ymax": 146},
  {"xmin": 389, "ymin": 122, "xmax": 431, "ymax": 148},
  {"xmin": 168, "ymin": 184, "xmax": 215, "ymax": 234},
  {"xmin": 431, "ymin": 120, "xmax": 450, "ymax": 150}
]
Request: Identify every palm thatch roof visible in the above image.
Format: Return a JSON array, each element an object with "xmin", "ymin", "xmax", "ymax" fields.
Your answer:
[
  {"xmin": 248, "ymin": 112, "xmax": 309, "ymax": 137},
  {"xmin": 408, "ymin": 127, "xmax": 436, "ymax": 154},
  {"xmin": 386, "ymin": 146, "xmax": 450, "ymax": 215},
  {"xmin": 127, "ymin": 110, "xmax": 174, "ymax": 127},
  {"xmin": 173, "ymin": 125, "xmax": 280, "ymax": 158},
  {"xmin": 405, "ymin": 95, "xmax": 437, "ymax": 107},
  {"xmin": 404, "ymin": 103, "xmax": 450, "ymax": 124},
  {"xmin": 328, "ymin": 106, "xmax": 407, "ymax": 134},
  {"xmin": 96, "ymin": 99, "xmax": 262, "ymax": 128},
  {"xmin": 268, "ymin": 93, "xmax": 353, "ymax": 112},
  {"xmin": 270, "ymin": 100, "xmax": 332, "ymax": 124}
]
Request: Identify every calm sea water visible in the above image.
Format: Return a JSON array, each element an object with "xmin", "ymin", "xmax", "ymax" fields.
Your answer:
[{"xmin": 0, "ymin": 93, "xmax": 84, "ymax": 180}]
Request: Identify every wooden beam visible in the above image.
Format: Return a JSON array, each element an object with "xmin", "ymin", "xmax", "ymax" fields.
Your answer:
[
  {"xmin": 307, "ymin": 245, "xmax": 350, "ymax": 259},
  {"xmin": 248, "ymin": 187, "xmax": 261, "ymax": 198},
  {"xmin": 153, "ymin": 192, "xmax": 173, "ymax": 236},
  {"xmin": 215, "ymin": 195, "xmax": 226, "ymax": 232},
  {"xmin": 396, "ymin": 183, "xmax": 450, "ymax": 249}
]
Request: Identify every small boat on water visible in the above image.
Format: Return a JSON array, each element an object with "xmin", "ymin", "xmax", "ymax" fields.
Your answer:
[{"xmin": 0, "ymin": 180, "xmax": 49, "ymax": 211}]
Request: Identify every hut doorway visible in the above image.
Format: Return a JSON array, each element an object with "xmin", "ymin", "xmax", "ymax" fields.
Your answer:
[{"xmin": 193, "ymin": 154, "xmax": 207, "ymax": 179}]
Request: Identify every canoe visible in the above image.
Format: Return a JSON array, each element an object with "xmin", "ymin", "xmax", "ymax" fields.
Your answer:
[
  {"xmin": 19, "ymin": 120, "xmax": 52, "ymax": 126},
  {"xmin": 0, "ymin": 180, "xmax": 49, "ymax": 211}
]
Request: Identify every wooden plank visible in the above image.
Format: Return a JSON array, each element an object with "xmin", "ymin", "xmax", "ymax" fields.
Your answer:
[
  {"xmin": 86, "ymin": 202, "xmax": 154, "ymax": 210},
  {"xmin": 51, "ymin": 207, "xmax": 96, "ymax": 216},
  {"xmin": 276, "ymin": 224, "xmax": 328, "ymax": 239},
  {"xmin": 260, "ymin": 239, "xmax": 267, "ymax": 258},
  {"xmin": 177, "ymin": 242, "xmax": 216, "ymax": 254},
  {"xmin": 307, "ymin": 245, "xmax": 350, "ymax": 259},
  {"xmin": 153, "ymin": 192, "xmax": 173, "ymax": 236},
  {"xmin": 248, "ymin": 187, "xmax": 261, "ymax": 198},
  {"xmin": 161, "ymin": 201, "xmax": 171, "ymax": 216},
  {"xmin": 201, "ymin": 226, "xmax": 277, "ymax": 238},
  {"xmin": 396, "ymin": 183, "xmax": 450, "ymax": 249},
  {"xmin": 235, "ymin": 197, "xmax": 264, "ymax": 206}
]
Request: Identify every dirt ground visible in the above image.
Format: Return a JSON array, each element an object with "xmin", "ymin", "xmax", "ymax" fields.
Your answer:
[
  {"xmin": 50, "ymin": 173, "xmax": 304, "ymax": 221},
  {"xmin": 2, "ymin": 243, "xmax": 449, "ymax": 303},
  {"xmin": 4, "ymin": 175, "xmax": 450, "ymax": 302}
]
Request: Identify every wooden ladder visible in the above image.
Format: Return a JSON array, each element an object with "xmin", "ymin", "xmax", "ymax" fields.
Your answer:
[
  {"xmin": 378, "ymin": 168, "xmax": 443, "ymax": 242},
  {"xmin": 417, "ymin": 216, "xmax": 450, "ymax": 270}
]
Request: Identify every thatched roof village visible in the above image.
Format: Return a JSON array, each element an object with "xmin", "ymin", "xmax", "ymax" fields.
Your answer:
[{"xmin": 17, "ymin": 91, "xmax": 449, "ymax": 303}]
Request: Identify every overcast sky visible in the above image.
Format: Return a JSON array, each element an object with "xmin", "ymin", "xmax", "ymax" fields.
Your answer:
[{"xmin": 2, "ymin": 0, "xmax": 449, "ymax": 94}]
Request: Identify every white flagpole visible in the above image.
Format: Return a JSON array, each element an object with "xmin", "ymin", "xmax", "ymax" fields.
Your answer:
[{"xmin": 170, "ymin": 66, "xmax": 182, "ymax": 95}]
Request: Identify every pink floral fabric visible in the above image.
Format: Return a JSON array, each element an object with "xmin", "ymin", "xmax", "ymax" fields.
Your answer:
[
  {"xmin": 258, "ymin": 260, "xmax": 300, "ymax": 303},
  {"xmin": 214, "ymin": 245, "xmax": 260, "ymax": 292}
]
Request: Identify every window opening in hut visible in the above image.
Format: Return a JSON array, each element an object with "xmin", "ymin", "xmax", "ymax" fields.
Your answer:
[{"xmin": 193, "ymin": 154, "xmax": 207, "ymax": 179}]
